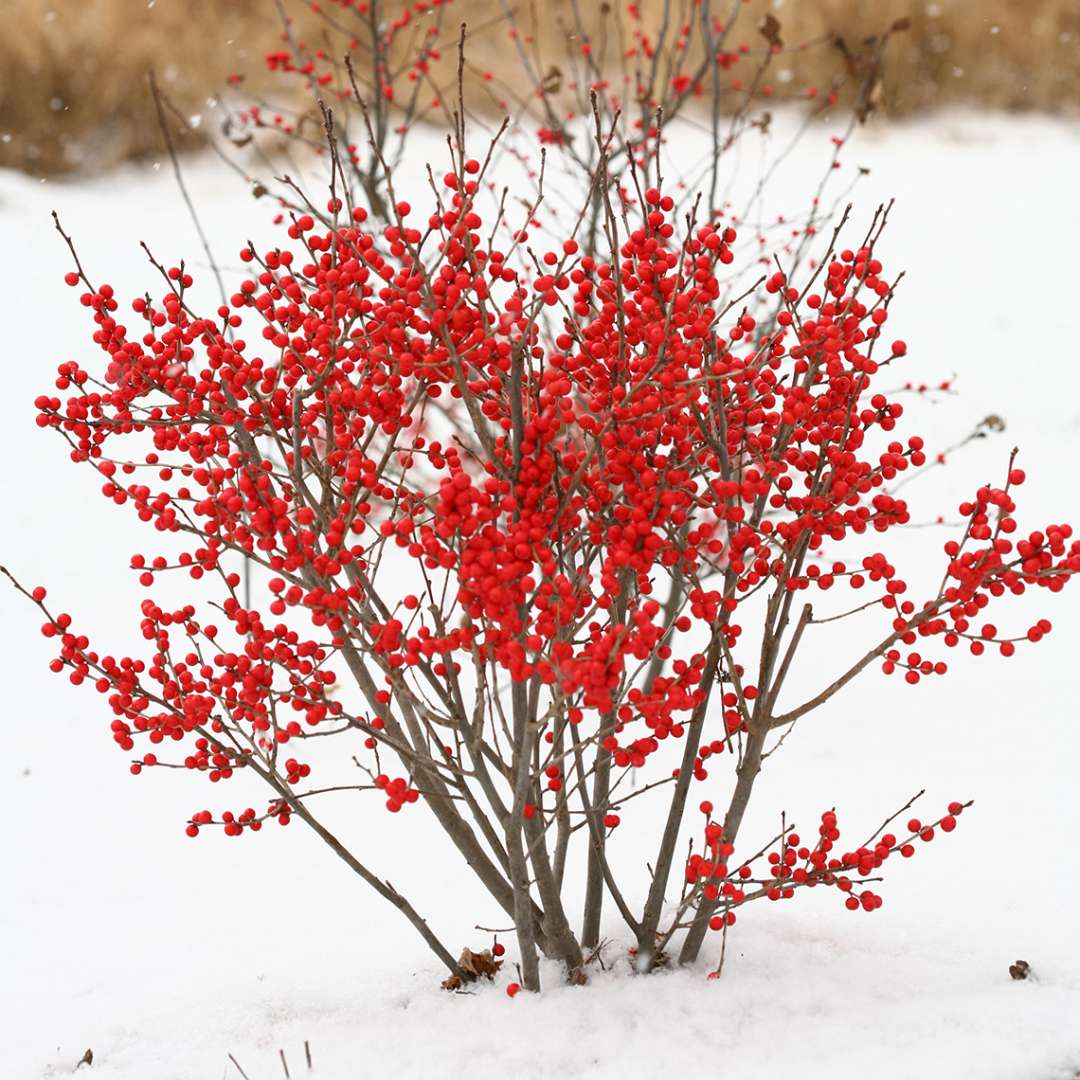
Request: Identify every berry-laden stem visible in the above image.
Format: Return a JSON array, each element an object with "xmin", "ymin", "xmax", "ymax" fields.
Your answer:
[
  {"xmin": 638, "ymin": 633, "xmax": 724, "ymax": 963},
  {"xmin": 678, "ymin": 721, "xmax": 768, "ymax": 966}
]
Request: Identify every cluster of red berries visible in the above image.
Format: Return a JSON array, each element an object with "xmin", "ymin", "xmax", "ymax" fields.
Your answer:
[
  {"xmin": 185, "ymin": 807, "xmax": 263, "ymax": 838},
  {"xmin": 375, "ymin": 774, "xmax": 419, "ymax": 812},
  {"xmin": 31, "ymin": 165, "xmax": 1078, "ymax": 845},
  {"xmin": 687, "ymin": 799, "xmax": 969, "ymax": 923}
]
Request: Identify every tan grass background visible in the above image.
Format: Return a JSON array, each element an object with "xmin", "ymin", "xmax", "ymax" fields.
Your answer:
[{"xmin": 2, "ymin": 0, "xmax": 1079, "ymax": 176}]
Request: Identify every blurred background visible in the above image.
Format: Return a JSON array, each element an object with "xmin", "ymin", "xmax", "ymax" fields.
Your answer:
[{"xmin": 2, "ymin": 0, "xmax": 1079, "ymax": 177}]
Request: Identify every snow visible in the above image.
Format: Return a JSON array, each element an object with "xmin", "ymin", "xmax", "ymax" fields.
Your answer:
[{"xmin": 1, "ymin": 111, "xmax": 1079, "ymax": 1079}]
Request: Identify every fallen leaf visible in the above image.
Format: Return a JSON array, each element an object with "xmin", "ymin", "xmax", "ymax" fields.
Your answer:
[
  {"xmin": 458, "ymin": 947, "xmax": 503, "ymax": 980},
  {"xmin": 441, "ymin": 947, "xmax": 503, "ymax": 991}
]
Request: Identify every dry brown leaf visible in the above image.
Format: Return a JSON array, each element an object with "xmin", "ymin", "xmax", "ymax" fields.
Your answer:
[
  {"xmin": 441, "ymin": 947, "xmax": 503, "ymax": 990},
  {"xmin": 541, "ymin": 66, "xmax": 563, "ymax": 95},
  {"xmin": 855, "ymin": 72, "xmax": 884, "ymax": 123},
  {"xmin": 458, "ymin": 947, "xmax": 503, "ymax": 979},
  {"xmin": 759, "ymin": 14, "xmax": 783, "ymax": 50}
]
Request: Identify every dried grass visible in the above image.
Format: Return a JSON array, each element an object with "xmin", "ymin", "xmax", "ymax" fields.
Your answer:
[{"xmin": 2, "ymin": 0, "xmax": 1078, "ymax": 176}]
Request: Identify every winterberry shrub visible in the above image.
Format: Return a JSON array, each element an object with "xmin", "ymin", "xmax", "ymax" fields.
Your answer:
[{"xmin": 6, "ymin": 2, "xmax": 1077, "ymax": 992}]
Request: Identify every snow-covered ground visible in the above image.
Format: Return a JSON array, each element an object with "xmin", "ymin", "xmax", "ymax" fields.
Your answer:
[{"xmin": 1, "ymin": 112, "xmax": 1079, "ymax": 1079}]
